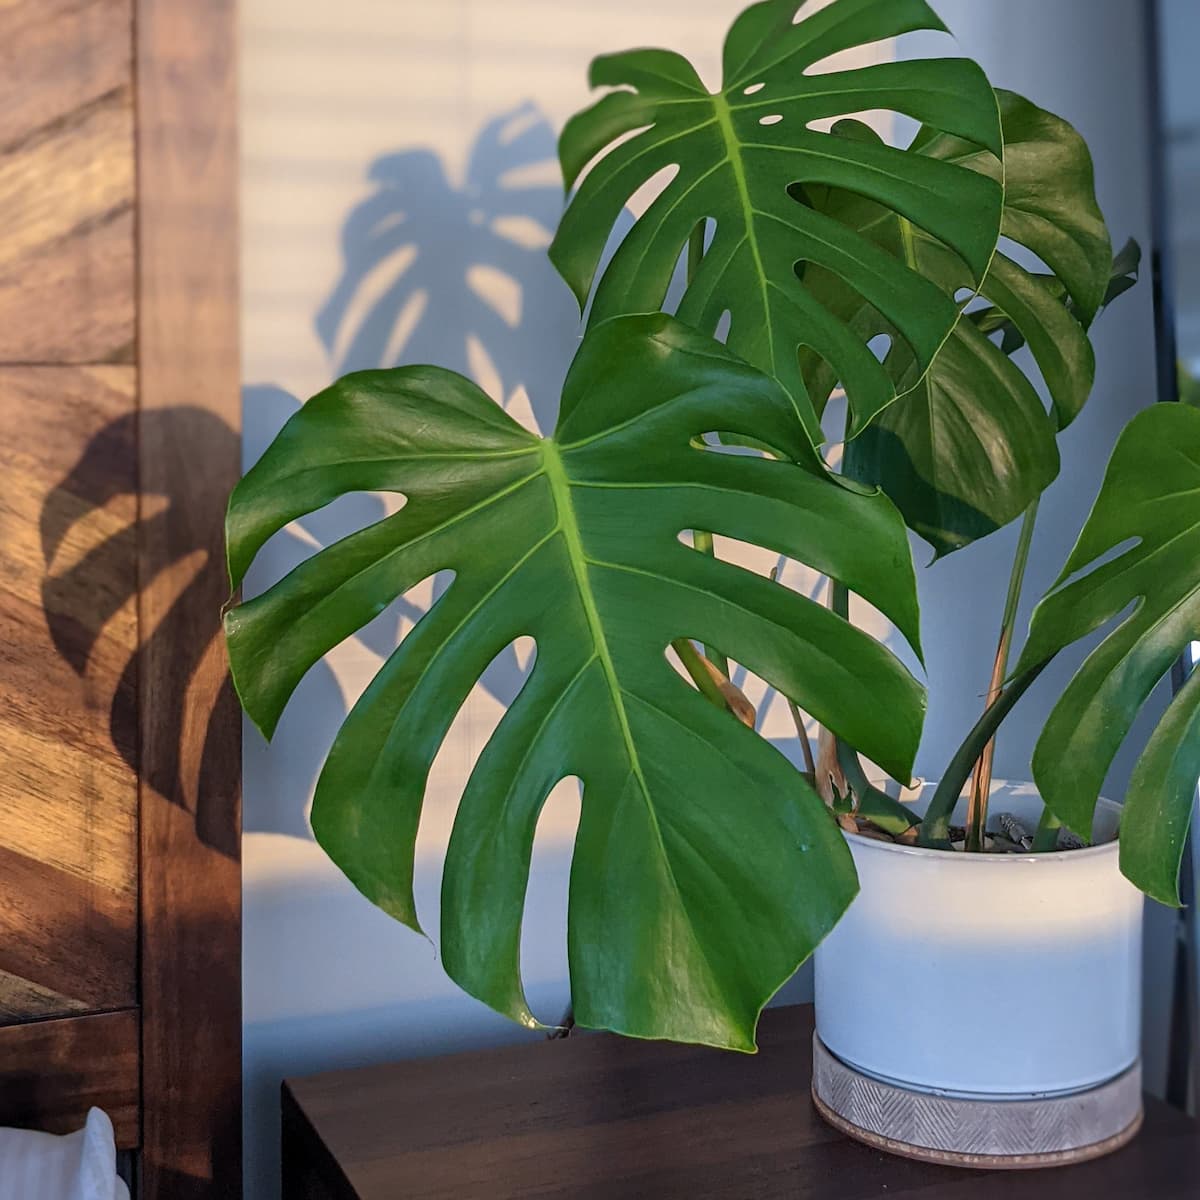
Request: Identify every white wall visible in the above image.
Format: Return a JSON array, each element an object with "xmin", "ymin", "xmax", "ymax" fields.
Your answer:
[
  {"xmin": 239, "ymin": 3, "xmax": 1166, "ymax": 1194},
  {"xmin": 1160, "ymin": 0, "xmax": 1200, "ymax": 369}
]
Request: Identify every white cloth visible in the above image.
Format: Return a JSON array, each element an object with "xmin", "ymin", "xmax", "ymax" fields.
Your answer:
[{"xmin": 0, "ymin": 1109, "xmax": 128, "ymax": 1200}]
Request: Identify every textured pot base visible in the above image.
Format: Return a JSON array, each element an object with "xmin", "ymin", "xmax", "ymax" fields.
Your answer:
[{"xmin": 811, "ymin": 1036, "xmax": 1143, "ymax": 1170}]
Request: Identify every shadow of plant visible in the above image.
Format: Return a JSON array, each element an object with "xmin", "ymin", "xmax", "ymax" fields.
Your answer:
[
  {"xmin": 316, "ymin": 101, "xmax": 573, "ymax": 434},
  {"xmin": 41, "ymin": 407, "xmax": 240, "ymax": 858}
]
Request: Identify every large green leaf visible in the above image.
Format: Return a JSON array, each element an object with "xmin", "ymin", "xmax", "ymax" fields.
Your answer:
[
  {"xmin": 225, "ymin": 313, "xmax": 925, "ymax": 1049},
  {"xmin": 804, "ymin": 91, "xmax": 1113, "ymax": 557},
  {"xmin": 970, "ymin": 237, "xmax": 1140, "ymax": 357},
  {"xmin": 550, "ymin": 0, "xmax": 1003, "ymax": 442},
  {"xmin": 1015, "ymin": 403, "xmax": 1200, "ymax": 905}
]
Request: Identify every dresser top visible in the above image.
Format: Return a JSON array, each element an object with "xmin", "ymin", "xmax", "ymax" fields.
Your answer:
[{"xmin": 283, "ymin": 1004, "xmax": 1200, "ymax": 1198}]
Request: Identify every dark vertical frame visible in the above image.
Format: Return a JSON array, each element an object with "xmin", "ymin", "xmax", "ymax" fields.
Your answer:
[{"xmin": 135, "ymin": 0, "xmax": 242, "ymax": 1194}]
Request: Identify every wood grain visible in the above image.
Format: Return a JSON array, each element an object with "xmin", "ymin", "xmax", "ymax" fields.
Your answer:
[
  {"xmin": 0, "ymin": 1009, "xmax": 139, "ymax": 1148},
  {"xmin": 0, "ymin": 0, "xmax": 134, "ymax": 362},
  {"xmin": 283, "ymin": 1005, "xmax": 1200, "ymax": 1200},
  {"xmin": 0, "ymin": 366, "xmax": 138, "ymax": 1017},
  {"xmin": 136, "ymin": 0, "xmax": 242, "ymax": 1193}
]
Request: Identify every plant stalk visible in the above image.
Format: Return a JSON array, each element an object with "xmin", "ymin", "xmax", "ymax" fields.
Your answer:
[
  {"xmin": 672, "ymin": 638, "xmax": 727, "ymax": 710},
  {"xmin": 964, "ymin": 499, "xmax": 1040, "ymax": 852},
  {"xmin": 920, "ymin": 661, "xmax": 1049, "ymax": 846},
  {"xmin": 1032, "ymin": 807, "xmax": 1061, "ymax": 853},
  {"xmin": 812, "ymin": 581, "xmax": 852, "ymax": 802},
  {"xmin": 687, "ymin": 219, "xmax": 706, "ymax": 279},
  {"xmin": 769, "ymin": 564, "xmax": 818, "ymax": 775}
]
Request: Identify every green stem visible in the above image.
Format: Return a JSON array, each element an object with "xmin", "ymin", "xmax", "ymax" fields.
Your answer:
[
  {"xmin": 1032, "ymin": 807, "xmax": 1061, "ymax": 853},
  {"xmin": 1000, "ymin": 499, "xmax": 1040, "ymax": 639},
  {"xmin": 687, "ymin": 219, "xmax": 706, "ymax": 279},
  {"xmin": 788, "ymin": 698, "xmax": 818, "ymax": 778},
  {"xmin": 836, "ymin": 739, "xmax": 922, "ymax": 834},
  {"xmin": 919, "ymin": 661, "xmax": 1049, "ymax": 847},
  {"xmin": 672, "ymin": 637, "xmax": 726, "ymax": 711},
  {"xmin": 964, "ymin": 498, "xmax": 1040, "ymax": 852},
  {"xmin": 830, "ymin": 579, "xmax": 849, "ymax": 620},
  {"xmin": 769, "ymin": 564, "xmax": 818, "ymax": 777}
]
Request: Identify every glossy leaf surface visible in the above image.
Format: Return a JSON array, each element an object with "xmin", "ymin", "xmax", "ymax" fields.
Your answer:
[
  {"xmin": 1016, "ymin": 404, "xmax": 1200, "ymax": 905},
  {"xmin": 225, "ymin": 314, "xmax": 926, "ymax": 1048},
  {"xmin": 551, "ymin": 0, "xmax": 1004, "ymax": 441},
  {"xmin": 806, "ymin": 91, "xmax": 1112, "ymax": 556}
]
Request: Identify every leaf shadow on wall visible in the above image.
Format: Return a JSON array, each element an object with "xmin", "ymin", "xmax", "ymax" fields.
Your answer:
[
  {"xmin": 316, "ymin": 101, "xmax": 575, "ymax": 433},
  {"xmin": 242, "ymin": 102, "xmax": 587, "ymax": 841},
  {"xmin": 40, "ymin": 407, "xmax": 240, "ymax": 860}
]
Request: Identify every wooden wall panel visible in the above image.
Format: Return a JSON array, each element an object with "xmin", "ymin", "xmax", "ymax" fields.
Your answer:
[
  {"xmin": 137, "ymin": 0, "xmax": 242, "ymax": 1193},
  {"xmin": 0, "ymin": 365, "xmax": 138, "ymax": 1017},
  {"xmin": 0, "ymin": 0, "xmax": 134, "ymax": 363},
  {"xmin": 0, "ymin": 1009, "xmax": 139, "ymax": 1147},
  {"xmin": 0, "ymin": 0, "xmax": 241, "ymax": 1185}
]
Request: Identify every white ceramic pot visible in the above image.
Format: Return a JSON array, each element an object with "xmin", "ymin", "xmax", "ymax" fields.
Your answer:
[{"xmin": 814, "ymin": 782, "xmax": 1144, "ymax": 1099}]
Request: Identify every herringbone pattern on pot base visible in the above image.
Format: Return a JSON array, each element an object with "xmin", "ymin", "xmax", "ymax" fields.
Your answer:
[{"xmin": 812, "ymin": 1035, "xmax": 1143, "ymax": 1169}]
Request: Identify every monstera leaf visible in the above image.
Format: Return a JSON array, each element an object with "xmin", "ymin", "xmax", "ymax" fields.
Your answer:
[
  {"xmin": 1015, "ymin": 404, "xmax": 1200, "ymax": 905},
  {"xmin": 804, "ymin": 90, "xmax": 1113, "ymax": 557},
  {"xmin": 970, "ymin": 237, "xmax": 1140, "ymax": 358},
  {"xmin": 550, "ymin": 0, "xmax": 1004, "ymax": 441},
  {"xmin": 225, "ymin": 314, "xmax": 926, "ymax": 1049}
]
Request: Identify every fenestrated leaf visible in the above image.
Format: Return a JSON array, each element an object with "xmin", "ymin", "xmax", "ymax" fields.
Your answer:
[
  {"xmin": 225, "ymin": 313, "xmax": 925, "ymax": 1050},
  {"xmin": 550, "ymin": 0, "xmax": 1003, "ymax": 442},
  {"xmin": 805, "ymin": 91, "xmax": 1113, "ymax": 557},
  {"xmin": 1122, "ymin": 668, "xmax": 1200, "ymax": 906},
  {"xmin": 971, "ymin": 238, "xmax": 1141, "ymax": 357},
  {"xmin": 1015, "ymin": 404, "xmax": 1200, "ymax": 905}
]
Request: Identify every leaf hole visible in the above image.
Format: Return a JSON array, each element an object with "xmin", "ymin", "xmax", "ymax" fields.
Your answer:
[
  {"xmin": 714, "ymin": 309, "xmax": 732, "ymax": 344},
  {"xmin": 805, "ymin": 109, "xmax": 893, "ymax": 137},
  {"xmin": 794, "ymin": 339, "xmax": 841, "ymax": 436},
  {"xmin": 868, "ymin": 333, "xmax": 892, "ymax": 364},
  {"xmin": 517, "ymin": 775, "xmax": 580, "ymax": 1026},
  {"xmin": 998, "ymin": 235, "xmax": 1053, "ymax": 279},
  {"xmin": 1052, "ymin": 541, "xmax": 1142, "ymax": 593},
  {"xmin": 664, "ymin": 215, "xmax": 714, "ymax": 312},
  {"xmin": 567, "ymin": 120, "xmax": 652, "ymax": 192},
  {"xmin": 759, "ymin": 114, "xmax": 784, "ymax": 126},
  {"xmin": 690, "ymin": 432, "xmax": 774, "ymax": 459},
  {"xmin": 622, "ymin": 160, "xmax": 680, "ymax": 221},
  {"xmin": 743, "ymin": 82, "xmax": 765, "ymax": 95}
]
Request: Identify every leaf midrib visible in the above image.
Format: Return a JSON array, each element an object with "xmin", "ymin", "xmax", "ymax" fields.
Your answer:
[
  {"xmin": 712, "ymin": 91, "xmax": 777, "ymax": 384},
  {"xmin": 541, "ymin": 440, "xmax": 656, "ymax": 815},
  {"xmin": 542, "ymin": 441, "xmax": 753, "ymax": 1018}
]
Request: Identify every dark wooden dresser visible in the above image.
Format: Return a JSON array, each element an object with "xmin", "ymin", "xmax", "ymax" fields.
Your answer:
[{"xmin": 281, "ymin": 1004, "xmax": 1200, "ymax": 1198}]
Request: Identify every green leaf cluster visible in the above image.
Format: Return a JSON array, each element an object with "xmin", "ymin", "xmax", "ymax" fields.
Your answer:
[{"xmin": 224, "ymin": 0, "xmax": 1189, "ymax": 1050}]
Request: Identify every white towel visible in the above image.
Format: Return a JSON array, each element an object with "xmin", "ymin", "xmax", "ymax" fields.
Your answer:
[{"xmin": 0, "ymin": 1109, "xmax": 128, "ymax": 1200}]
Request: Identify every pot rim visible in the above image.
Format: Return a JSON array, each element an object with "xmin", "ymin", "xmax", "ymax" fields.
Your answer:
[{"xmin": 843, "ymin": 794, "xmax": 1122, "ymax": 866}]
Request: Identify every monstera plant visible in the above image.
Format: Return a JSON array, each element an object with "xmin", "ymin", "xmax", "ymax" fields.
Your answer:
[{"xmin": 226, "ymin": 0, "xmax": 1196, "ymax": 1058}]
